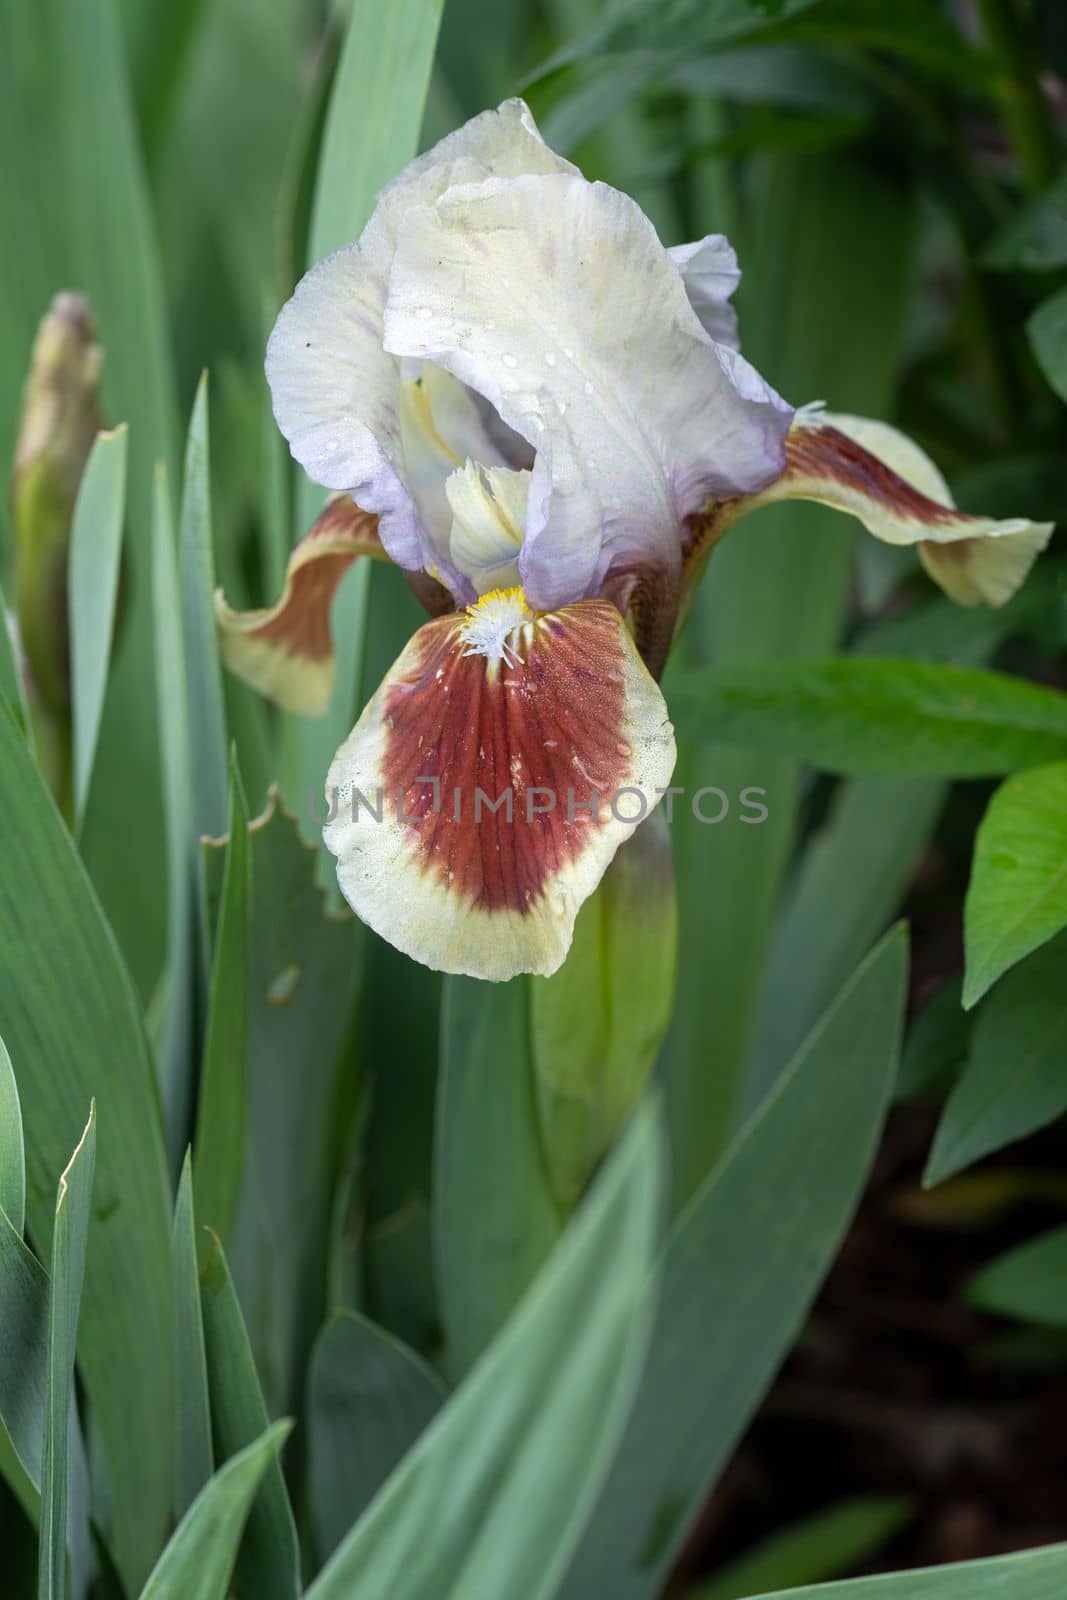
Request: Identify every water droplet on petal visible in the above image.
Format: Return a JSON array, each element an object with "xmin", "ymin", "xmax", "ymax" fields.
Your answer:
[
  {"xmin": 416, "ymin": 306, "xmax": 433, "ymax": 320},
  {"xmin": 502, "ymin": 354, "xmax": 518, "ymax": 369},
  {"xmin": 545, "ymin": 351, "xmax": 557, "ymax": 367},
  {"xmin": 583, "ymin": 381, "xmax": 595, "ymax": 395},
  {"xmin": 616, "ymin": 741, "xmax": 632, "ymax": 757}
]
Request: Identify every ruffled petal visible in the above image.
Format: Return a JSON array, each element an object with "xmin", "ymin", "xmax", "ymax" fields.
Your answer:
[
  {"xmin": 266, "ymin": 100, "xmax": 570, "ymax": 591},
  {"xmin": 668, "ymin": 234, "xmax": 741, "ymax": 349},
  {"xmin": 700, "ymin": 410, "xmax": 1053, "ymax": 607},
  {"xmin": 383, "ymin": 172, "xmax": 792, "ymax": 614},
  {"xmin": 216, "ymin": 498, "xmax": 401, "ymax": 716},
  {"xmin": 322, "ymin": 595, "xmax": 676, "ymax": 980}
]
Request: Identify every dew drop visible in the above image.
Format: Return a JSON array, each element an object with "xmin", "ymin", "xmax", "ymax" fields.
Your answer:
[
  {"xmin": 502, "ymin": 353, "xmax": 518, "ymax": 369},
  {"xmin": 416, "ymin": 305, "xmax": 433, "ymax": 320},
  {"xmin": 545, "ymin": 351, "xmax": 557, "ymax": 367},
  {"xmin": 616, "ymin": 741, "xmax": 632, "ymax": 757},
  {"xmin": 485, "ymin": 319, "xmax": 496, "ymax": 329},
  {"xmin": 557, "ymin": 401, "xmax": 567, "ymax": 416},
  {"xmin": 583, "ymin": 381, "xmax": 595, "ymax": 395}
]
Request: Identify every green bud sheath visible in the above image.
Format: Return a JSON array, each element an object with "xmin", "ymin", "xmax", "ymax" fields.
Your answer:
[
  {"xmin": 530, "ymin": 808, "xmax": 677, "ymax": 1208},
  {"xmin": 12, "ymin": 292, "xmax": 102, "ymax": 716}
]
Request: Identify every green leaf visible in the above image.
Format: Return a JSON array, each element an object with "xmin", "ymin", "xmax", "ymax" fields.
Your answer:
[
  {"xmin": 559, "ymin": 927, "xmax": 908, "ymax": 1600},
  {"xmin": 179, "ymin": 373, "xmax": 229, "ymax": 845},
  {"xmin": 140, "ymin": 1421, "xmax": 293, "ymax": 1600},
  {"xmin": 200, "ymin": 1235, "xmax": 299, "ymax": 1600},
  {"xmin": 435, "ymin": 977, "xmax": 561, "ymax": 1378},
  {"xmin": 0, "ymin": 0, "xmax": 178, "ymax": 550},
  {"xmin": 969, "ymin": 1225, "xmax": 1067, "ymax": 1327},
  {"xmin": 0, "ymin": 1201, "xmax": 93, "ymax": 1593},
  {"xmin": 286, "ymin": 0, "xmax": 445, "ymax": 845},
  {"xmin": 67, "ymin": 425, "xmax": 127, "ymax": 830},
  {"xmin": 926, "ymin": 932, "xmax": 1067, "ymax": 1184},
  {"xmin": 1027, "ymin": 284, "xmax": 1067, "ymax": 405},
  {"xmin": 737, "ymin": 1541, "xmax": 1067, "ymax": 1598},
  {"xmin": 0, "ymin": 1207, "xmax": 48, "ymax": 1504},
  {"xmin": 0, "ymin": 707, "xmax": 174, "ymax": 1589},
  {"xmin": 663, "ymin": 151, "xmax": 917, "ymax": 1203},
  {"xmin": 669, "ymin": 658, "xmax": 1067, "ymax": 777},
  {"xmin": 193, "ymin": 752, "xmax": 250, "ymax": 1245},
  {"xmin": 201, "ymin": 794, "xmax": 360, "ymax": 1413},
  {"xmin": 983, "ymin": 172, "xmax": 1067, "ymax": 270},
  {"xmin": 307, "ymin": 1311, "xmax": 446, "ymax": 1564},
  {"xmin": 1, "ymin": 0, "xmax": 178, "ymax": 1004},
  {"xmin": 150, "ymin": 463, "xmax": 197, "ymax": 1157},
  {"xmin": 686, "ymin": 1494, "xmax": 915, "ymax": 1600},
  {"xmin": 0, "ymin": 576, "xmax": 30, "ymax": 737},
  {"xmin": 0, "ymin": 1036, "xmax": 25, "ymax": 1237},
  {"xmin": 964, "ymin": 764, "xmax": 1067, "ymax": 1007},
  {"xmin": 896, "ymin": 978, "xmax": 971, "ymax": 1104},
  {"xmin": 173, "ymin": 1153, "xmax": 213, "ymax": 1522},
  {"xmin": 38, "ymin": 1104, "xmax": 95, "ymax": 1600},
  {"xmin": 308, "ymin": 1101, "xmax": 665, "ymax": 1600},
  {"xmin": 743, "ymin": 774, "xmax": 944, "ymax": 1112}
]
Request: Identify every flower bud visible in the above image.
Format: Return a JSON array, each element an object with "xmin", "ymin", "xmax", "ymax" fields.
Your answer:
[
  {"xmin": 12, "ymin": 292, "xmax": 102, "ymax": 716},
  {"xmin": 530, "ymin": 808, "xmax": 677, "ymax": 1207}
]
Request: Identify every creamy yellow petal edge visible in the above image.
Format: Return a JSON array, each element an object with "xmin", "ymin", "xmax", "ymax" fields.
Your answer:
[
  {"xmin": 322, "ymin": 597, "xmax": 676, "ymax": 981},
  {"xmin": 215, "ymin": 496, "xmax": 387, "ymax": 715},
  {"xmin": 693, "ymin": 410, "xmax": 1053, "ymax": 608}
]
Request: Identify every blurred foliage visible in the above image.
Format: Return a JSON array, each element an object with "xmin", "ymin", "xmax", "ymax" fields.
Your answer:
[{"xmin": 2, "ymin": 0, "xmax": 1067, "ymax": 1597}]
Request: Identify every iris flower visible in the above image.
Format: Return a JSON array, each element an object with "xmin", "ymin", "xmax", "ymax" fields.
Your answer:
[{"xmin": 218, "ymin": 99, "xmax": 1052, "ymax": 981}]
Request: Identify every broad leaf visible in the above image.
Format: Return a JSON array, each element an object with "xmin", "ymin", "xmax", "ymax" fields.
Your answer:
[
  {"xmin": 964, "ymin": 764, "xmax": 1067, "ymax": 1007},
  {"xmin": 1027, "ymin": 285, "xmax": 1067, "ymax": 405},
  {"xmin": 669, "ymin": 658, "xmax": 1067, "ymax": 778},
  {"xmin": 307, "ymin": 1102, "xmax": 665, "ymax": 1600},
  {"xmin": 140, "ymin": 1421, "xmax": 292, "ymax": 1600},
  {"xmin": 200, "ymin": 1235, "xmax": 300, "ymax": 1600},
  {"xmin": 307, "ymin": 1311, "xmax": 446, "ymax": 1563},
  {"xmin": 179, "ymin": 374, "xmax": 229, "ymax": 846},
  {"xmin": 0, "ymin": 576, "xmax": 29, "ymax": 734},
  {"xmin": 202, "ymin": 795, "xmax": 360, "ymax": 1413},
  {"xmin": 0, "ymin": 709, "xmax": 174, "ymax": 1588},
  {"xmin": 969, "ymin": 1225, "xmax": 1067, "ymax": 1327},
  {"xmin": 744, "ymin": 774, "xmax": 943, "ymax": 1112},
  {"xmin": 983, "ymin": 172, "xmax": 1067, "ymax": 271},
  {"xmin": 740, "ymin": 1540, "xmax": 1067, "ymax": 1598},
  {"xmin": 173, "ymin": 1154, "xmax": 213, "ymax": 1521},
  {"xmin": 193, "ymin": 752, "xmax": 250, "ymax": 1245},
  {"xmin": 687, "ymin": 1494, "xmax": 914, "ymax": 1600},
  {"xmin": 663, "ymin": 151, "xmax": 917, "ymax": 1203},
  {"xmin": 927, "ymin": 932, "xmax": 1067, "ymax": 1184},
  {"xmin": 1, "ymin": 0, "xmax": 178, "ymax": 1005},
  {"xmin": 150, "ymin": 464, "xmax": 197, "ymax": 1158},
  {"xmin": 559, "ymin": 927, "xmax": 908, "ymax": 1599},
  {"xmin": 0, "ymin": 1210, "xmax": 48, "ymax": 1507},
  {"xmin": 0, "ymin": 1036, "xmax": 24, "ymax": 1235},
  {"xmin": 38, "ymin": 1105, "xmax": 95, "ymax": 1600},
  {"xmin": 68, "ymin": 425, "xmax": 127, "ymax": 830}
]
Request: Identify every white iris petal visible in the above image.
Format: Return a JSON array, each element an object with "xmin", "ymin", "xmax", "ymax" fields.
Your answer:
[{"xmin": 384, "ymin": 171, "xmax": 792, "ymax": 610}]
